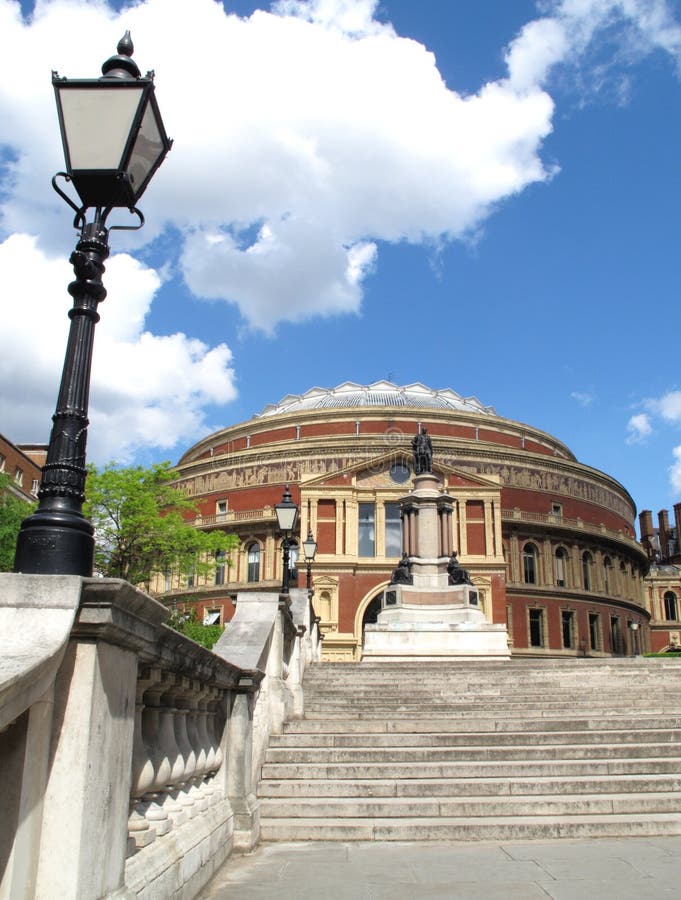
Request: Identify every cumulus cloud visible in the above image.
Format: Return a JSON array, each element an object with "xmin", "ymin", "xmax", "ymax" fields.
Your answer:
[
  {"xmin": 2, "ymin": 0, "xmax": 560, "ymax": 335},
  {"xmin": 2, "ymin": 0, "xmax": 680, "ymax": 457},
  {"xmin": 671, "ymin": 446, "xmax": 681, "ymax": 493},
  {"xmin": 0, "ymin": 234, "xmax": 236, "ymax": 463},
  {"xmin": 649, "ymin": 390, "xmax": 681, "ymax": 423},
  {"xmin": 506, "ymin": 0, "xmax": 681, "ymax": 95},
  {"xmin": 628, "ymin": 390, "xmax": 681, "ymax": 495},
  {"xmin": 626, "ymin": 412, "xmax": 653, "ymax": 443}
]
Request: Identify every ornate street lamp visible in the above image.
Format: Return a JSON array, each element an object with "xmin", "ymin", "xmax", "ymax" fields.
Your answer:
[
  {"xmin": 274, "ymin": 485, "xmax": 299, "ymax": 594},
  {"xmin": 14, "ymin": 34, "xmax": 171, "ymax": 576},
  {"xmin": 302, "ymin": 529, "xmax": 317, "ymax": 591}
]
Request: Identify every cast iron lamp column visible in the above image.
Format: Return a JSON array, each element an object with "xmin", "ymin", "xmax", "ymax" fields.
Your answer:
[
  {"xmin": 14, "ymin": 33, "xmax": 171, "ymax": 575},
  {"xmin": 274, "ymin": 486, "xmax": 299, "ymax": 595},
  {"xmin": 302, "ymin": 529, "xmax": 317, "ymax": 592}
]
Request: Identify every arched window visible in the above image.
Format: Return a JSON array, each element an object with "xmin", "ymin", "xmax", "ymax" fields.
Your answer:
[
  {"xmin": 582, "ymin": 551, "xmax": 593, "ymax": 591},
  {"xmin": 247, "ymin": 543, "xmax": 260, "ymax": 582},
  {"xmin": 603, "ymin": 556, "xmax": 613, "ymax": 594},
  {"xmin": 664, "ymin": 591, "xmax": 678, "ymax": 621},
  {"xmin": 319, "ymin": 590, "xmax": 332, "ymax": 622},
  {"xmin": 523, "ymin": 543, "xmax": 538, "ymax": 584},
  {"xmin": 214, "ymin": 551, "xmax": 226, "ymax": 586},
  {"xmin": 554, "ymin": 547, "xmax": 568, "ymax": 587},
  {"xmin": 619, "ymin": 561, "xmax": 627, "ymax": 594}
]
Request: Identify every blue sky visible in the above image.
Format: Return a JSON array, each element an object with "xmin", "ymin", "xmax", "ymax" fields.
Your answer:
[{"xmin": 2, "ymin": 0, "xmax": 681, "ymax": 527}]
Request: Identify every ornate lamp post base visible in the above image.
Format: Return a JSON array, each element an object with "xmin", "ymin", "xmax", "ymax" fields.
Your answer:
[{"xmin": 14, "ymin": 509, "xmax": 94, "ymax": 575}]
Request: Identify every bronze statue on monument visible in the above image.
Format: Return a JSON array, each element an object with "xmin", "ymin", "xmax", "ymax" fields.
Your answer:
[
  {"xmin": 412, "ymin": 427, "xmax": 433, "ymax": 474},
  {"xmin": 447, "ymin": 551, "xmax": 474, "ymax": 586},
  {"xmin": 389, "ymin": 552, "xmax": 413, "ymax": 586}
]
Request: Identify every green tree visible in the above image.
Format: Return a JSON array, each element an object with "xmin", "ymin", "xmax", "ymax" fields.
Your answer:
[
  {"xmin": 84, "ymin": 462, "xmax": 238, "ymax": 588},
  {"xmin": 0, "ymin": 473, "xmax": 36, "ymax": 571},
  {"xmin": 167, "ymin": 607, "xmax": 224, "ymax": 650}
]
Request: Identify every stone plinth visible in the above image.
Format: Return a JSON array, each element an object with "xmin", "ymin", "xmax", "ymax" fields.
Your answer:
[{"xmin": 362, "ymin": 466, "xmax": 509, "ymax": 660}]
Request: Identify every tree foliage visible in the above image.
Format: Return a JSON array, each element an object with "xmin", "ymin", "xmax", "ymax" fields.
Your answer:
[
  {"xmin": 84, "ymin": 462, "xmax": 238, "ymax": 588},
  {"xmin": 168, "ymin": 607, "xmax": 224, "ymax": 650},
  {"xmin": 0, "ymin": 473, "xmax": 36, "ymax": 572}
]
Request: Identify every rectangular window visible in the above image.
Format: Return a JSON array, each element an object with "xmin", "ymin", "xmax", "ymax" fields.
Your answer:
[
  {"xmin": 358, "ymin": 502, "xmax": 375, "ymax": 557},
  {"xmin": 216, "ymin": 500, "xmax": 227, "ymax": 518},
  {"xmin": 384, "ymin": 502, "xmax": 402, "ymax": 557},
  {"xmin": 203, "ymin": 608, "xmax": 221, "ymax": 625},
  {"xmin": 529, "ymin": 608, "xmax": 544, "ymax": 647},
  {"xmin": 31, "ymin": 479, "xmax": 40, "ymax": 495},
  {"xmin": 589, "ymin": 613, "xmax": 601, "ymax": 651},
  {"xmin": 0, "ymin": 453, "xmax": 5, "ymax": 472},
  {"xmin": 14, "ymin": 466, "xmax": 23, "ymax": 486},
  {"xmin": 561, "ymin": 610, "xmax": 575, "ymax": 649},
  {"xmin": 551, "ymin": 502, "xmax": 563, "ymax": 517}
]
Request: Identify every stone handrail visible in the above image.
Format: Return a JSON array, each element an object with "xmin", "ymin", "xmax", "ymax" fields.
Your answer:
[
  {"xmin": 195, "ymin": 506, "xmax": 276, "ymax": 527},
  {"xmin": 0, "ymin": 575, "xmax": 320, "ymax": 900},
  {"xmin": 501, "ymin": 508, "xmax": 639, "ymax": 547}
]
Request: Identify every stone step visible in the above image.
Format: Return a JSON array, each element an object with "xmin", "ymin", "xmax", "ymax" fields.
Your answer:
[
  {"xmin": 259, "ymin": 813, "xmax": 681, "ymax": 842},
  {"xmin": 259, "ymin": 660, "xmax": 681, "ymax": 844},
  {"xmin": 263, "ymin": 742, "xmax": 681, "ymax": 764},
  {"xmin": 261, "ymin": 757, "xmax": 681, "ymax": 780},
  {"xmin": 269, "ymin": 728, "xmax": 681, "ymax": 748},
  {"xmin": 284, "ymin": 715, "xmax": 681, "ymax": 733},
  {"xmin": 303, "ymin": 695, "xmax": 681, "ymax": 706},
  {"xmin": 298, "ymin": 706, "xmax": 678, "ymax": 730},
  {"xmin": 258, "ymin": 772, "xmax": 681, "ymax": 798},
  {"xmin": 284, "ymin": 713, "xmax": 681, "ymax": 734},
  {"xmin": 258, "ymin": 791, "xmax": 681, "ymax": 819}
]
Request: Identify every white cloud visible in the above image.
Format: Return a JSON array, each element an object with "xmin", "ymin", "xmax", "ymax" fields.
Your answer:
[
  {"xmin": 1, "ymin": 0, "xmax": 680, "ymax": 458},
  {"xmin": 649, "ymin": 390, "xmax": 681, "ymax": 423},
  {"xmin": 571, "ymin": 390, "xmax": 595, "ymax": 407},
  {"xmin": 626, "ymin": 412, "xmax": 652, "ymax": 443},
  {"xmin": 1, "ymin": 0, "xmax": 559, "ymax": 334},
  {"xmin": 671, "ymin": 446, "xmax": 681, "ymax": 493},
  {"xmin": 506, "ymin": 0, "xmax": 681, "ymax": 94},
  {"xmin": 629, "ymin": 389, "xmax": 681, "ymax": 494},
  {"xmin": 0, "ymin": 234, "xmax": 236, "ymax": 462}
]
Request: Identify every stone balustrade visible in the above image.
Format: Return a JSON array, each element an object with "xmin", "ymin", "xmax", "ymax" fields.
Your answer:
[{"xmin": 0, "ymin": 573, "xmax": 320, "ymax": 900}]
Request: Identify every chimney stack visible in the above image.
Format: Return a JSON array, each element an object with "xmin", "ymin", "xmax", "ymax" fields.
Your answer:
[
  {"xmin": 658, "ymin": 509, "xmax": 671, "ymax": 561},
  {"xmin": 639, "ymin": 510, "xmax": 655, "ymax": 560},
  {"xmin": 673, "ymin": 503, "xmax": 681, "ymax": 562}
]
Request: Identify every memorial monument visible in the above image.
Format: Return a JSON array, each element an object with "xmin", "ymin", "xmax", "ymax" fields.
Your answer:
[{"xmin": 363, "ymin": 427, "xmax": 510, "ymax": 658}]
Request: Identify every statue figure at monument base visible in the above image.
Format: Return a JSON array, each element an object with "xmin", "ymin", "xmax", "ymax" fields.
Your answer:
[{"xmin": 447, "ymin": 551, "xmax": 474, "ymax": 586}]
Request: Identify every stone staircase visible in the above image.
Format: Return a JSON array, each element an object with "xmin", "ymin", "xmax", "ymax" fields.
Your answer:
[{"xmin": 258, "ymin": 658, "xmax": 681, "ymax": 841}]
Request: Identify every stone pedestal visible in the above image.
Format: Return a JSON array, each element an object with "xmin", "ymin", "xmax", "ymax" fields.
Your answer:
[{"xmin": 363, "ymin": 471, "xmax": 510, "ymax": 659}]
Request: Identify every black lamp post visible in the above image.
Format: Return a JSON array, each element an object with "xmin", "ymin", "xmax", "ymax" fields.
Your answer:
[
  {"xmin": 302, "ymin": 529, "xmax": 317, "ymax": 591},
  {"xmin": 274, "ymin": 485, "xmax": 298, "ymax": 595},
  {"xmin": 14, "ymin": 33, "xmax": 171, "ymax": 576}
]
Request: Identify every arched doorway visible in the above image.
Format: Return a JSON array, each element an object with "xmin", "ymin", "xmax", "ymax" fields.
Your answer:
[{"xmin": 362, "ymin": 590, "xmax": 383, "ymax": 630}]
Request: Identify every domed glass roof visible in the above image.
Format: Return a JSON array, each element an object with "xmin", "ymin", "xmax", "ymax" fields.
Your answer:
[{"xmin": 256, "ymin": 381, "xmax": 496, "ymax": 418}]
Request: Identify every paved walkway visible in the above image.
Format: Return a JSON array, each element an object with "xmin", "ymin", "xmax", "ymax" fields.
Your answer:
[{"xmin": 199, "ymin": 836, "xmax": 681, "ymax": 899}]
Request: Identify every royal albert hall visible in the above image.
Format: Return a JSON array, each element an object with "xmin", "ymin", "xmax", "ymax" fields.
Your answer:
[{"xmin": 165, "ymin": 381, "xmax": 650, "ymax": 659}]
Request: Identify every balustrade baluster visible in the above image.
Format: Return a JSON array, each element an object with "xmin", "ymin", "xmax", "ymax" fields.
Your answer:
[
  {"xmin": 174, "ymin": 676, "xmax": 198, "ymax": 817},
  {"xmin": 159, "ymin": 674, "xmax": 189, "ymax": 826},
  {"xmin": 128, "ymin": 668, "xmax": 157, "ymax": 850},
  {"xmin": 138, "ymin": 671, "xmax": 173, "ymax": 836}
]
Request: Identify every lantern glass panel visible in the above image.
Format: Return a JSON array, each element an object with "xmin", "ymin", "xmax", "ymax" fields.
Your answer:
[
  {"xmin": 58, "ymin": 85, "xmax": 145, "ymax": 170},
  {"xmin": 127, "ymin": 99, "xmax": 165, "ymax": 195},
  {"xmin": 275, "ymin": 502, "xmax": 298, "ymax": 533},
  {"xmin": 303, "ymin": 536, "xmax": 317, "ymax": 562}
]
